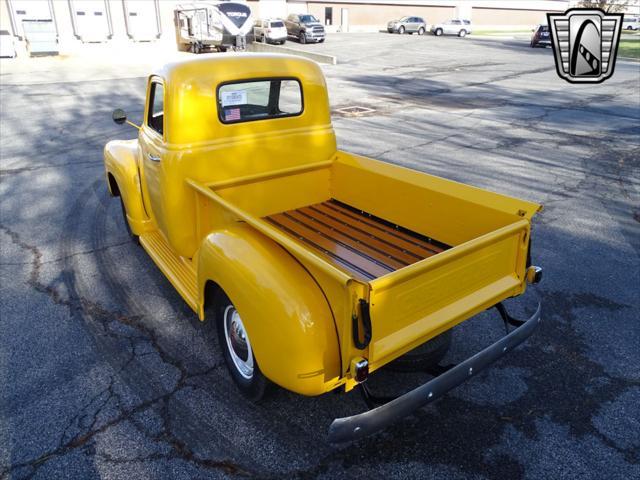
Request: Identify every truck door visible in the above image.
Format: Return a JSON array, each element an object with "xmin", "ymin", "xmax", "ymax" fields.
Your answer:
[{"xmin": 138, "ymin": 77, "xmax": 167, "ymax": 233}]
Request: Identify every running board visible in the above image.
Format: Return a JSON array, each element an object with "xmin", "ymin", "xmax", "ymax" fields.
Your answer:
[{"xmin": 139, "ymin": 231, "xmax": 198, "ymax": 312}]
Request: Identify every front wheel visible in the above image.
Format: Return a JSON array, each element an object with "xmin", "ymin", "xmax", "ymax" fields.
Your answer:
[
  {"xmin": 318, "ymin": 38, "xmax": 325, "ymax": 43},
  {"xmin": 215, "ymin": 293, "xmax": 268, "ymax": 401},
  {"xmin": 434, "ymin": 28, "xmax": 443, "ymax": 36},
  {"xmin": 418, "ymin": 27, "xmax": 425, "ymax": 35},
  {"xmin": 399, "ymin": 26, "xmax": 405, "ymax": 34},
  {"xmin": 299, "ymin": 32, "xmax": 306, "ymax": 44},
  {"xmin": 459, "ymin": 29, "xmax": 467, "ymax": 37}
]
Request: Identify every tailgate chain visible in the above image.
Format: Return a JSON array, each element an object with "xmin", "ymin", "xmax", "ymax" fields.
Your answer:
[{"xmin": 352, "ymin": 299, "xmax": 372, "ymax": 349}]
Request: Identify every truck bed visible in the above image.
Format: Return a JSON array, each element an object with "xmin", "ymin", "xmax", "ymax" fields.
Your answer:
[{"xmin": 264, "ymin": 199, "xmax": 450, "ymax": 281}]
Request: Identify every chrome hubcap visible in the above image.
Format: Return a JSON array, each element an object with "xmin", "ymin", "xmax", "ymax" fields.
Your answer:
[{"xmin": 223, "ymin": 305, "xmax": 254, "ymax": 379}]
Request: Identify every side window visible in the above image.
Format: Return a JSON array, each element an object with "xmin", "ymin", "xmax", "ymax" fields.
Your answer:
[{"xmin": 148, "ymin": 82, "xmax": 164, "ymax": 135}]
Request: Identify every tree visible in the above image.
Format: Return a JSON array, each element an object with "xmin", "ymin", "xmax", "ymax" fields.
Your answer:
[{"xmin": 577, "ymin": 0, "xmax": 633, "ymax": 13}]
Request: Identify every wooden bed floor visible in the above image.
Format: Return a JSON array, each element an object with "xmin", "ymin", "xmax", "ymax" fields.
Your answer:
[{"xmin": 264, "ymin": 199, "xmax": 450, "ymax": 281}]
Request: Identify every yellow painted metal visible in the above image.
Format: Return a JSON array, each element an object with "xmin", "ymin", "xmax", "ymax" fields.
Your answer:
[
  {"xmin": 197, "ymin": 223, "xmax": 342, "ymax": 396},
  {"xmin": 103, "ymin": 139, "xmax": 154, "ymax": 235},
  {"xmin": 139, "ymin": 230, "xmax": 198, "ymax": 312},
  {"xmin": 104, "ymin": 54, "xmax": 543, "ymax": 396}
]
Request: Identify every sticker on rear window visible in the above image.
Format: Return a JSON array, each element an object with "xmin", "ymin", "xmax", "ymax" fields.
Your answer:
[
  {"xmin": 224, "ymin": 107, "xmax": 241, "ymax": 121},
  {"xmin": 221, "ymin": 90, "xmax": 247, "ymax": 107}
]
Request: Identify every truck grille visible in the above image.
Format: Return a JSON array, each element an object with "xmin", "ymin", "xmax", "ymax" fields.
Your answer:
[{"xmin": 312, "ymin": 26, "xmax": 324, "ymax": 33}]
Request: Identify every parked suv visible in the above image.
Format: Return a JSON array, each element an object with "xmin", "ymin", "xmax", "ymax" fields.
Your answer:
[
  {"xmin": 387, "ymin": 17, "xmax": 427, "ymax": 35},
  {"xmin": 530, "ymin": 24, "xmax": 551, "ymax": 48},
  {"xmin": 285, "ymin": 14, "xmax": 325, "ymax": 44},
  {"xmin": 431, "ymin": 19, "xmax": 472, "ymax": 37},
  {"xmin": 254, "ymin": 19, "xmax": 287, "ymax": 44}
]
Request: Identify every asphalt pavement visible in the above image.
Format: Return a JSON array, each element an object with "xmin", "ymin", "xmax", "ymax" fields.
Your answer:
[{"xmin": 1, "ymin": 32, "xmax": 639, "ymax": 479}]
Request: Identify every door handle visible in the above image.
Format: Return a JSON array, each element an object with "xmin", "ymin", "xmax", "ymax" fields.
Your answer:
[{"xmin": 147, "ymin": 152, "xmax": 161, "ymax": 162}]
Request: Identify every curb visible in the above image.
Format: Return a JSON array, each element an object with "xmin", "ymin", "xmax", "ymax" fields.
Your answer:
[{"xmin": 248, "ymin": 42, "xmax": 337, "ymax": 65}]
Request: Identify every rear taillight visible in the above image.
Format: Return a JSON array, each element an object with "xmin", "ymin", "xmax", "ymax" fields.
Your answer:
[{"xmin": 350, "ymin": 357, "xmax": 369, "ymax": 383}]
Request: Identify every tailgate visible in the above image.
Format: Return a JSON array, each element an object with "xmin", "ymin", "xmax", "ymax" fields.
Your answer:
[{"xmin": 367, "ymin": 219, "xmax": 530, "ymax": 369}]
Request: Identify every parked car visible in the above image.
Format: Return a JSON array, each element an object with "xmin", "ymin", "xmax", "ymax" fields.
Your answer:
[
  {"xmin": 387, "ymin": 16, "xmax": 427, "ymax": 35},
  {"xmin": 254, "ymin": 18, "xmax": 287, "ymax": 44},
  {"xmin": 431, "ymin": 19, "xmax": 472, "ymax": 37},
  {"xmin": 0, "ymin": 30, "xmax": 17, "ymax": 58},
  {"xmin": 530, "ymin": 24, "xmax": 551, "ymax": 48},
  {"xmin": 106, "ymin": 53, "xmax": 544, "ymax": 443},
  {"xmin": 622, "ymin": 16, "xmax": 639, "ymax": 30},
  {"xmin": 285, "ymin": 14, "xmax": 325, "ymax": 44}
]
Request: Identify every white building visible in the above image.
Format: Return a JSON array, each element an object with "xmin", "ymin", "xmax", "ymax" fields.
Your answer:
[{"xmin": 0, "ymin": 0, "xmax": 636, "ymax": 57}]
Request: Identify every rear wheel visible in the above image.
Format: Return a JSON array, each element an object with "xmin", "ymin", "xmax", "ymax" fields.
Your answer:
[
  {"xmin": 434, "ymin": 28, "xmax": 443, "ymax": 36},
  {"xmin": 418, "ymin": 27, "xmax": 425, "ymax": 35},
  {"xmin": 261, "ymin": 34, "xmax": 266, "ymax": 43},
  {"xmin": 214, "ymin": 292, "xmax": 268, "ymax": 401},
  {"xmin": 387, "ymin": 330, "xmax": 452, "ymax": 372},
  {"xmin": 399, "ymin": 26, "xmax": 405, "ymax": 34}
]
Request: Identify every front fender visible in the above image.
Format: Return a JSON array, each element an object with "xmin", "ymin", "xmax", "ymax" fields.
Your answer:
[
  {"xmin": 197, "ymin": 224, "xmax": 341, "ymax": 396},
  {"xmin": 103, "ymin": 139, "xmax": 152, "ymax": 235}
]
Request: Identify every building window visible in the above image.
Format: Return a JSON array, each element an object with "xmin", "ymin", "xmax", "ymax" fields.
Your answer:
[{"xmin": 325, "ymin": 7, "xmax": 333, "ymax": 26}]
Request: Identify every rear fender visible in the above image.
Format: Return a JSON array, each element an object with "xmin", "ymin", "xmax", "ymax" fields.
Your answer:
[
  {"xmin": 197, "ymin": 224, "xmax": 342, "ymax": 396},
  {"xmin": 103, "ymin": 139, "xmax": 152, "ymax": 235}
]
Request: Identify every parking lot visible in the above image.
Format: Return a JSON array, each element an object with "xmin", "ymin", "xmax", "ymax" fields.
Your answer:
[{"xmin": 1, "ymin": 32, "xmax": 639, "ymax": 479}]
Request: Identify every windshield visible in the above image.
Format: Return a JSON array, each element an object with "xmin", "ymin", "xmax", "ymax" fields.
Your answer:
[
  {"xmin": 399, "ymin": 17, "xmax": 409, "ymax": 22},
  {"xmin": 299, "ymin": 15, "xmax": 318, "ymax": 23}
]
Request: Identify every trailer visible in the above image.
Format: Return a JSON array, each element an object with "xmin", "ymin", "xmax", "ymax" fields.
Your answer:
[{"xmin": 174, "ymin": 1, "xmax": 253, "ymax": 53}]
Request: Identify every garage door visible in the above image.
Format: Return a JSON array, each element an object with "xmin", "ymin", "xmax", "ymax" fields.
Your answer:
[
  {"xmin": 70, "ymin": 0, "xmax": 111, "ymax": 42},
  {"xmin": 22, "ymin": 19, "xmax": 58, "ymax": 55},
  {"xmin": 124, "ymin": 0, "xmax": 160, "ymax": 41}
]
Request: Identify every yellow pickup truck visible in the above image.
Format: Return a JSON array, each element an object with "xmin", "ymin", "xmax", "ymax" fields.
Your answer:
[{"xmin": 104, "ymin": 53, "xmax": 543, "ymax": 442}]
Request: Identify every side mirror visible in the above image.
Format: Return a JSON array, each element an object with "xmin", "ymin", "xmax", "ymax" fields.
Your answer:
[{"xmin": 112, "ymin": 109, "xmax": 127, "ymax": 125}]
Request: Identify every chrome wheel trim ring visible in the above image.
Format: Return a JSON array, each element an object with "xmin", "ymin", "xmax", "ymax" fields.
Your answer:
[{"xmin": 223, "ymin": 305, "xmax": 254, "ymax": 379}]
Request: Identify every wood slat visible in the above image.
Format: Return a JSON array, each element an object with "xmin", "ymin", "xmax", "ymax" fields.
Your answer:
[
  {"xmin": 313, "ymin": 203, "xmax": 442, "ymax": 257},
  {"xmin": 297, "ymin": 206, "xmax": 420, "ymax": 264},
  {"xmin": 264, "ymin": 199, "xmax": 450, "ymax": 280},
  {"xmin": 266, "ymin": 215, "xmax": 391, "ymax": 280},
  {"xmin": 285, "ymin": 210, "xmax": 409, "ymax": 270},
  {"xmin": 327, "ymin": 200, "xmax": 447, "ymax": 253}
]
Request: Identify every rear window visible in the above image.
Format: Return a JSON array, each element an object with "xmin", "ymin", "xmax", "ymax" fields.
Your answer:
[
  {"xmin": 270, "ymin": 21, "xmax": 284, "ymax": 28},
  {"xmin": 217, "ymin": 78, "xmax": 303, "ymax": 124}
]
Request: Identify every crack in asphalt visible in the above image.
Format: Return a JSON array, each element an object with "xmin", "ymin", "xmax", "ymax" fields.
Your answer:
[
  {"xmin": 0, "ymin": 240, "xmax": 131, "ymax": 266},
  {"xmin": 0, "ymin": 221, "xmax": 254, "ymax": 479}
]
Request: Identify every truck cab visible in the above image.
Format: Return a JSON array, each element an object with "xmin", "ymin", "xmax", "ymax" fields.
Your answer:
[{"xmin": 105, "ymin": 54, "xmax": 543, "ymax": 442}]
